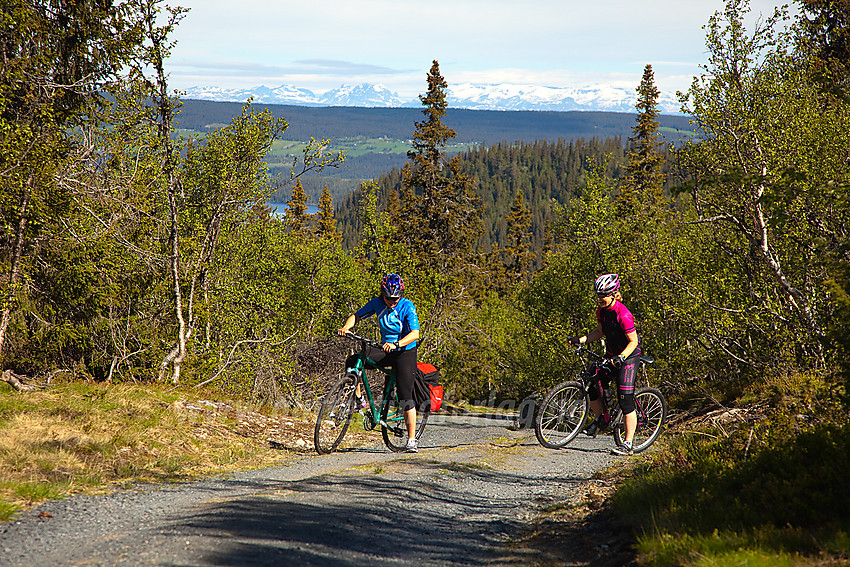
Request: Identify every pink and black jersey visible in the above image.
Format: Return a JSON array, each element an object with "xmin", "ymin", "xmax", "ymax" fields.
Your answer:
[{"xmin": 597, "ymin": 301, "xmax": 641, "ymax": 358}]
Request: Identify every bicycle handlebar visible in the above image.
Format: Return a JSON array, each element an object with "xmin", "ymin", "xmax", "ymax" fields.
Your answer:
[
  {"xmin": 572, "ymin": 344, "xmax": 654, "ymax": 370},
  {"xmin": 571, "ymin": 345, "xmax": 616, "ymax": 371},
  {"xmin": 340, "ymin": 331, "xmax": 384, "ymax": 350},
  {"xmin": 571, "ymin": 344, "xmax": 605, "ymax": 360}
]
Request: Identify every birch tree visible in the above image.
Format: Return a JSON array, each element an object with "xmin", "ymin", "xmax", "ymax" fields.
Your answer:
[
  {"xmin": 676, "ymin": 0, "xmax": 850, "ymax": 366},
  {"xmin": 0, "ymin": 0, "xmax": 145, "ymax": 388}
]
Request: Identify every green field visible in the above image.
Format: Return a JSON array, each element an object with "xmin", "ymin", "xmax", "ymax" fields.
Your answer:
[{"xmin": 267, "ymin": 136, "xmax": 474, "ymax": 160}]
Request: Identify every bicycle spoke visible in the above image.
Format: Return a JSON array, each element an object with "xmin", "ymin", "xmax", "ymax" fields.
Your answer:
[
  {"xmin": 314, "ymin": 374, "xmax": 357, "ymax": 454},
  {"xmin": 381, "ymin": 385, "xmax": 429, "ymax": 452},
  {"xmin": 535, "ymin": 381, "xmax": 588, "ymax": 449},
  {"xmin": 614, "ymin": 387, "xmax": 667, "ymax": 453}
]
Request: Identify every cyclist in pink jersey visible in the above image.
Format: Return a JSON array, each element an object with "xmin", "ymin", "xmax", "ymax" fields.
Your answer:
[{"xmin": 568, "ymin": 273, "xmax": 642, "ymax": 456}]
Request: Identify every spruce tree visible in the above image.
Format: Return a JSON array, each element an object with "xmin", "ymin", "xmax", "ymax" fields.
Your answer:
[
  {"xmin": 620, "ymin": 64, "xmax": 667, "ymax": 208},
  {"xmin": 400, "ymin": 60, "xmax": 482, "ymax": 274},
  {"xmin": 285, "ymin": 178, "xmax": 308, "ymax": 234},
  {"xmin": 797, "ymin": 0, "xmax": 850, "ymax": 98},
  {"xmin": 315, "ymin": 186, "xmax": 340, "ymax": 241},
  {"xmin": 503, "ymin": 189, "xmax": 534, "ymax": 284}
]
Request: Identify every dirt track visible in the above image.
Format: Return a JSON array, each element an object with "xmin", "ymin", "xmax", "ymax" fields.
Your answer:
[{"xmin": 0, "ymin": 411, "xmax": 626, "ymax": 566}]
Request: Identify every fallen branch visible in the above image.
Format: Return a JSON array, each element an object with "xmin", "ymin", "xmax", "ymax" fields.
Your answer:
[{"xmin": 1, "ymin": 369, "xmax": 40, "ymax": 392}]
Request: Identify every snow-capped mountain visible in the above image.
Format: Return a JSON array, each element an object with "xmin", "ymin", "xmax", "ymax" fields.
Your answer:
[
  {"xmin": 182, "ymin": 82, "xmax": 683, "ymax": 114},
  {"xmin": 182, "ymin": 83, "xmax": 401, "ymax": 108},
  {"xmin": 321, "ymin": 83, "xmax": 405, "ymax": 107},
  {"xmin": 447, "ymin": 83, "xmax": 681, "ymax": 114},
  {"xmin": 184, "ymin": 84, "xmax": 323, "ymax": 106}
]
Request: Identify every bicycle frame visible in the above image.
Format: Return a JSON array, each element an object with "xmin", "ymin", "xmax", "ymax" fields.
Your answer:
[
  {"xmin": 314, "ymin": 332, "xmax": 430, "ymax": 454},
  {"xmin": 576, "ymin": 350, "xmax": 621, "ymax": 420},
  {"xmin": 576, "ymin": 346, "xmax": 651, "ymax": 399},
  {"xmin": 346, "ymin": 344, "xmax": 403, "ymax": 430}
]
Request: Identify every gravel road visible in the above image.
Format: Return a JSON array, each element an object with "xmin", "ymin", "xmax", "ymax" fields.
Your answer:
[{"xmin": 0, "ymin": 410, "xmax": 620, "ymax": 566}]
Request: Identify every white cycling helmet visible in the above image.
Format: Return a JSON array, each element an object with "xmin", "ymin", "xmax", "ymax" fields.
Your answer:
[{"xmin": 593, "ymin": 273, "xmax": 620, "ymax": 296}]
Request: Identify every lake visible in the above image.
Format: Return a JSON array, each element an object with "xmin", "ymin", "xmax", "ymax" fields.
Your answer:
[{"xmin": 267, "ymin": 203, "xmax": 319, "ymax": 217}]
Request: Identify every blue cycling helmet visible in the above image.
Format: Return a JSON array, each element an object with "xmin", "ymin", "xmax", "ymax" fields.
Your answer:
[
  {"xmin": 380, "ymin": 273, "xmax": 404, "ymax": 299},
  {"xmin": 593, "ymin": 273, "xmax": 620, "ymax": 296}
]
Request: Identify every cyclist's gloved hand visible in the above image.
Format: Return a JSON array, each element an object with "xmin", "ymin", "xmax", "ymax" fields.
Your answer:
[
  {"xmin": 610, "ymin": 354, "xmax": 626, "ymax": 368},
  {"xmin": 567, "ymin": 336, "xmax": 580, "ymax": 346}
]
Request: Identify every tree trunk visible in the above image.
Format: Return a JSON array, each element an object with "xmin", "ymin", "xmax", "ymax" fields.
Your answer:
[
  {"xmin": 144, "ymin": 3, "xmax": 189, "ymax": 385},
  {"xmin": 0, "ymin": 175, "xmax": 32, "ymax": 358},
  {"xmin": 166, "ymin": 175, "xmax": 187, "ymax": 385}
]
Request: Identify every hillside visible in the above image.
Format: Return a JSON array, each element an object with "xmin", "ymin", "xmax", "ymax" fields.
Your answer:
[
  {"xmin": 334, "ymin": 137, "xmax": 633, "ymax": 253},
  {"xmin": 178, "ymin": 100, "xmax": 693, "ymax": 146},
  {"xmin": 179, "ymin": 100, "xmax": 693, "ymax": 204}
]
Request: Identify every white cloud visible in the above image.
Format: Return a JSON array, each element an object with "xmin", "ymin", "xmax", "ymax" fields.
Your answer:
[{"xmin": 168, "ymin": 0, "xmax": 795, "ymax": 97}]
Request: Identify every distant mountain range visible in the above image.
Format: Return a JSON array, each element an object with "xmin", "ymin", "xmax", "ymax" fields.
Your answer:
[{"xmin": 182, "ymin": 82, "xmax": 684, "ymax": 114}]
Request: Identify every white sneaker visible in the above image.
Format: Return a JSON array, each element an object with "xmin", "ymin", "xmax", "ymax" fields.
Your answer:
[
  {"xmin": 405, "ymin": 438, "xmax": 418, "ymax": 453},
  {"xmin": 611, "ymin": 441, "xmax": 634, "ymax": 456}
]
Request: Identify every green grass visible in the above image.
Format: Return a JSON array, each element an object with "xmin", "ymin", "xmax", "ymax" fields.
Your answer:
[
  {"xmin": 601, "ymin": 370, "xmax": 850, "ymax": 565},
  {"xmin": 12, "ymin": 481, "xmax": 71, "ymax": 504},
  {"xmin": 612, "ymin": 420, "xmax": 850, "ymax": 565},
  {"xmin": 264, "ymin": 136, "xmax": 474, "ymax": 162},
  {"xmin": 0, "ymin": 501, "xmax": 18, "ymax": 522}
]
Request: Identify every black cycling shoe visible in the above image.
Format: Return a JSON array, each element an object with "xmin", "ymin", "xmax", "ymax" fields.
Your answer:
[
  {"xmin": 583, "ymin": 416, "xmax": 610, "ymax": 438},
  {"xmin": 583, "ymin": 420, "xmax": 600, "ymax": 438}
]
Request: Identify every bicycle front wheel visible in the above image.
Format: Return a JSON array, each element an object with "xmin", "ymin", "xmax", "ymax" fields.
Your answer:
[
  {"xmin": 314, "ymin": 373, "xmax": 357, "ymax": 454},
  {"xmin": 534, "ymin": 381, "xmax": 589, "ymax": 449},
  {"xmin": 614, "ymin": 387, "xmax": 667, "ymax": 453},
  {"xmin": 381, "ymin": 387, "xmax": 429, "ymax": 452}
]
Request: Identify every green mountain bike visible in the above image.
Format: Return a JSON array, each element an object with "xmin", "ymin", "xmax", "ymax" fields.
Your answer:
[{"xmin": 314, "ymin": 332, "xmax": 429, "ymax": 454}]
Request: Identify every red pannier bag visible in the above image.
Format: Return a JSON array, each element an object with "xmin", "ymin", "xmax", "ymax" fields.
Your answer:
[{"xmin": 417, "ymin": 362, "xmax": 443, "ymax": 412}]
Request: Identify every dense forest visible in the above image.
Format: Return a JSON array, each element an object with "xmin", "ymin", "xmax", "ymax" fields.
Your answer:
[
  {"xmin": 177, "ymin": 100, "xmax": 693, "ymax": 146},
  {"xmin": 2, "ymin": 0, "xmax": 849, "ymax": 561},
  {"xmin": 335, "ymin": 137, "xmax": 630, "ymax": 253}
]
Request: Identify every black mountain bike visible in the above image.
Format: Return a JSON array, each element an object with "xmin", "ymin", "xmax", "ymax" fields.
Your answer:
[
  {"xmin": 534, "ymin": 346, "xmax": 667, "ymax": 452},
  {"xmin": 314, "ymin": 332, "xmax": 429, "ymax": 454}
]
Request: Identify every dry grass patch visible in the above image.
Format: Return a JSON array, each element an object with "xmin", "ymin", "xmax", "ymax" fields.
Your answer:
[{"xmin": 0, "ymin": 382, "xmax": 317, "ymax": 521}]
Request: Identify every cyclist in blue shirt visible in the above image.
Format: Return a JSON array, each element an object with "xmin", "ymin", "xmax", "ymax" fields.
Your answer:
[{"xmin": 338, "ymin": 273, "xmax": 421, "ymax": 452}]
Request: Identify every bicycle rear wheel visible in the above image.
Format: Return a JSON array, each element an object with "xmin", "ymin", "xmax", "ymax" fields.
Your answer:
[
  {"xmin": 534, "ymin": 381, "xmax": 589, "ymax": 449},
  {"xmin": 381, "ymin": 386, "xmax": 429, "ymax": 452},
  {"xmin": 614, "ymin": 387, "xmax": 667, "ymax": 452},
  {"xmin": 314, "ymin": 373, "xmax": 357, "ymax": 454}
]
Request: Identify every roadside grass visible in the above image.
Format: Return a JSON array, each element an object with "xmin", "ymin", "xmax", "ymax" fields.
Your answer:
[
  {"xmin": 0, "ymin": 382, "xmax": 309, "ymax": 521},
  {"xmin": 610, "ymin": 375, "xmax": 850, "ymax": 566}
]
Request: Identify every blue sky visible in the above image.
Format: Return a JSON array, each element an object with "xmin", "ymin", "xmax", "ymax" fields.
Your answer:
[{"xmin": 167, "ymin": 0, "xmax": 794, "ymax": 99}]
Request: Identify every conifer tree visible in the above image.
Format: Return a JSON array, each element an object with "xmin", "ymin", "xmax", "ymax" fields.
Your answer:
[
  {"xmin": 797, "ymin": 0, "xmax": 850, "ymax": 98},
  {"xmin": 620, "ymin": 64, "xmax": 667, "ymax": 208},
  {"xmin": 285, "ymin": 178, "xmax": 308, "ymax": 234},
  {"xmin": 392, "ymin": 60, "xmax": 484, "ymax": 362},
  {"xmin": 503, "ymin": 189, "xmax": 534, "ymax": 284},
  {"xmin": 400, "ymin": 60, "xmax": 483, "ymax": 274},
  {"xmin": 315, "ymin": 185, "xmax": 340, "ymax": 241}
]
